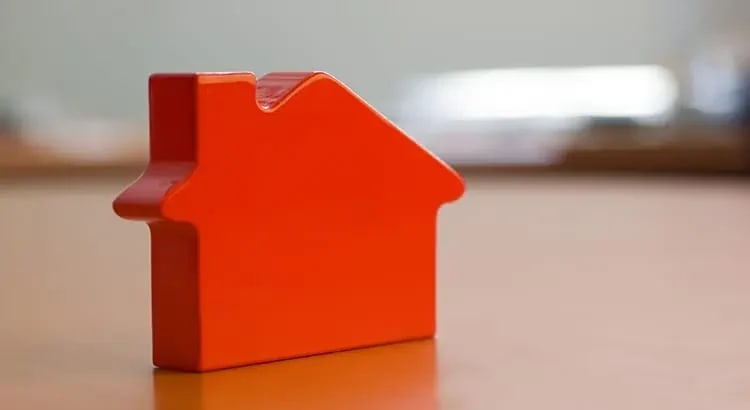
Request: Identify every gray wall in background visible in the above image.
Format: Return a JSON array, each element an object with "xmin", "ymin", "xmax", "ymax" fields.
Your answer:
[{"xmin": 0, "ymin": 0, "xmax": 712, "ymax": 121}]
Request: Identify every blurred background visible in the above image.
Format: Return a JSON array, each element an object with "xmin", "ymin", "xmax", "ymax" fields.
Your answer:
[
  {"xmin": 0, "ymin": 0, "xmax": 749, "ymax": 171},
  {"xmin": 3, "ymin": 1, "xmax": 750, "ymax": 407}
]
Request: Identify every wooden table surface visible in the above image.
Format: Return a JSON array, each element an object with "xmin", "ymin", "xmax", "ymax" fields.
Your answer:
[{"xmin": 3, "ymin": 173, "xmax": 750, "ymax": 409}]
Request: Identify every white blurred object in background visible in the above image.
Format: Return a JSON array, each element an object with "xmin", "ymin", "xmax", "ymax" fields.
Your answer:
[
  {"xmin": 0, "ymin": 94, "xmax": 144, "ymax": 161},
  {"xmin": 391, "ymin": 65, "xmax": 679, "ymax": 165}
]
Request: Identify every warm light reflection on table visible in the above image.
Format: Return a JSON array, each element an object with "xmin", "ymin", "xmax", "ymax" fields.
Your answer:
[{"xmin": 153, "ymin": 340, "xmax": 436, "ymax": 410}]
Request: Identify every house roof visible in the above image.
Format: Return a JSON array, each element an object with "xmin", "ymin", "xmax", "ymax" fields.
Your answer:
[{"xmin": 114, "ymin": 71, "xmax": 464, "ymax": 221}]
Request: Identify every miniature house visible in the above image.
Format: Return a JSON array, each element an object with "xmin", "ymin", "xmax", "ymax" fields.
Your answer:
[{"xmin": 113, "ymin": 71, "xmax": 464, "ymax": 372}]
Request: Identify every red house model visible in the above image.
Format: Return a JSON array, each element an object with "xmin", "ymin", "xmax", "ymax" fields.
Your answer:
[{"xmin": 113, "ymin": 71, "xmax": 464, "ymax": 372}]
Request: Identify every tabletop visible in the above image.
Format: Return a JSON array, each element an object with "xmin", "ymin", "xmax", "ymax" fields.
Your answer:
[{"xmin": 3, "ymin": 173, "xmax": 750, "ymax": 409}]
